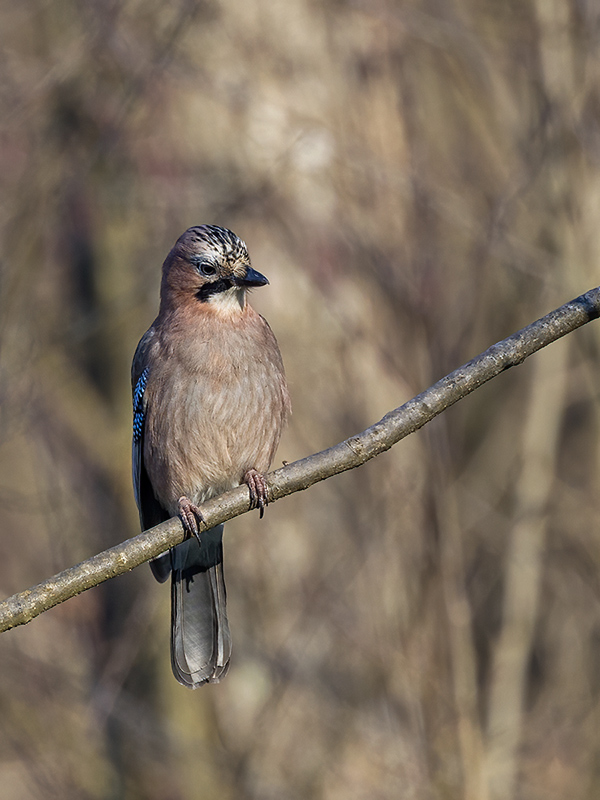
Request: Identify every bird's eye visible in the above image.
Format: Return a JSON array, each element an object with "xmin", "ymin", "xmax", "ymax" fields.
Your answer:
[{"xmin": 190, "ymin": 255, "xmax": 218, "ymax": 277}]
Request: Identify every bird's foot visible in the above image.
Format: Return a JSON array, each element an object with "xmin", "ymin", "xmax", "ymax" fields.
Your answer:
[
  {"xmin": 244, "ymin": 469, "xmax": 269, "ymax": 519},
  {"xmin": 178, "ymin": 496, "xmax": 204, "ymax": 541}
]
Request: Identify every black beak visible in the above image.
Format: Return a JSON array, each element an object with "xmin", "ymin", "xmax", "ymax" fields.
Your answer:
[{"xmin": 234, "ymin": 267, "xmax": 269, "ymax": 288}]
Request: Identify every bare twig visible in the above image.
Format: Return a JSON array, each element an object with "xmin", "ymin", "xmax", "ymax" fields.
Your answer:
[{"xmin": 1, "ymin": 287, "xmax": 599, "ymax": 633}]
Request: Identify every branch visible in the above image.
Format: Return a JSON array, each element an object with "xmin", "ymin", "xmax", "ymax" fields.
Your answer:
[{"xmin": 2, "ymin": 287, "xmax": 599, "ymax": 633}]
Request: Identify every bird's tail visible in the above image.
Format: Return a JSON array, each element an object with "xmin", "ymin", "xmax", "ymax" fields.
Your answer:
[{"xmin": 164, "ymin": 524, "xmax": 231, "ymax": 688}]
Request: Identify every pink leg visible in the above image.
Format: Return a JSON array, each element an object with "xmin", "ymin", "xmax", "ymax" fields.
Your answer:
[
  {"xmin": 178, "ymin": 495, "xmax": 204, "ymax": 540},
  {"xmin": 244, "ymin": 469, "xmax": 269, "ymax": 518}
]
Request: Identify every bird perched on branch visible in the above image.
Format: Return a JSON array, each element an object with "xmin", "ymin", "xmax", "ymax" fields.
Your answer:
[{"xmin": 132, "ymin": 225, "xmax": 290, "ymax": 688}]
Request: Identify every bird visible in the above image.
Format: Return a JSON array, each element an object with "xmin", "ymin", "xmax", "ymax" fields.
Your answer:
[{"xmin": 131, "ymin": 225, "xmax": 290, "ymax": 688}]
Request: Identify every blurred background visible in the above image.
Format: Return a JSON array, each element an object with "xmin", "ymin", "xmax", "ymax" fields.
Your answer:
[{"xmin": 1, "ymin": 1, "xmax": 600, "ymax": 798}]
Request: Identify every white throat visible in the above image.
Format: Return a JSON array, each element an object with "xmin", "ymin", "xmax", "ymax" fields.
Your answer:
[{"xmin": 207, "ymin": 285, "xmax": 246, "ymax": 313}]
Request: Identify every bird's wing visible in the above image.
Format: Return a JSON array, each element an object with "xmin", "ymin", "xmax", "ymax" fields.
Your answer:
[{"xmin": 131, "ymin": 327, "xmax": 169, "ymax": 534}]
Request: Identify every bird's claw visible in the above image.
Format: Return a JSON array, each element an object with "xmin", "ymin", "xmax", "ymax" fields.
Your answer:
[
  {"xmin": 178, "ymin": 496, "xmax": 204, "ymax": 542},
  {"xmin": 244, "ymin": 469, "xmax": 269, "ymax": 519}
]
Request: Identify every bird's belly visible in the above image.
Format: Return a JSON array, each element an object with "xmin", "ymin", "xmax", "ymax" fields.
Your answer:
[{"xmin": 144, "ymin": 363, "xmax": 283, "ymax": 515}]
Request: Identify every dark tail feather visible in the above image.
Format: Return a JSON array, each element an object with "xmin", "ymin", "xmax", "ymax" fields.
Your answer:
[{"xmin": 168, "ymin": 524, "xmax": 231, "ymax": 688}]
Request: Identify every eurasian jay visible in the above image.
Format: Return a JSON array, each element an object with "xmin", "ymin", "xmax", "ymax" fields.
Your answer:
[{"xmin": 132, "ymin": 225, "xmax": 290, "ymax": 688}]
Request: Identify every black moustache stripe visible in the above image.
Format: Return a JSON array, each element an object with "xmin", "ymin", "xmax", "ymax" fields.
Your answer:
[{"xmin": 196, "ymin": 278, "xmax": 234, "ymax": 301}]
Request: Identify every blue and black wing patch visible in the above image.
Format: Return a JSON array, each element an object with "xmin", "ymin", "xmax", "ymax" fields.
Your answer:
[{"xmin": 133, "ymin": 366, "xmax": 149, "ymax": 444}]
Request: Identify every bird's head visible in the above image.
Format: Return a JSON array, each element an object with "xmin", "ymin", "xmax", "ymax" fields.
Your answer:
[{"xmin": 160, "ymin": 225, "xmax": 268, "ymax": 313}]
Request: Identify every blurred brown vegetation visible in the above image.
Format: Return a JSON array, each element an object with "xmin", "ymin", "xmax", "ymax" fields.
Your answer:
[{"xmin": 1, "ymin": 0, "xmax": 600, "ymax": 798}]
